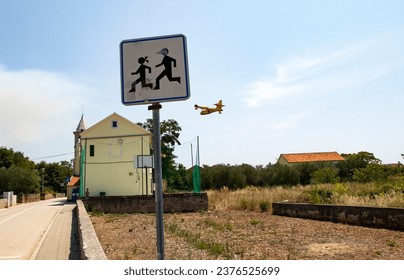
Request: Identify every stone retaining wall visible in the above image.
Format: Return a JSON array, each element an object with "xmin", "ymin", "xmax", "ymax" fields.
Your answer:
[
  {"xmin": 82, "ymin": 193, "xmax": 208, "ymax": 214},
  {"xmin": 40, "ymin": 193, "xmax": 55, "ymax": 200},
  {"xmin": 76, "ymin": 200, "xmax": 107, "ymax": 260},
  {"xmin": 17, "ymin": 194, "xmax": 40, "ymax": 203},
  {"xmin": 272, "ymin": 202, "xmax": 404, "ymax": 231},
  {"xmin": 17, "ymin": 193, "xmax": 63, "ymax": 203}
]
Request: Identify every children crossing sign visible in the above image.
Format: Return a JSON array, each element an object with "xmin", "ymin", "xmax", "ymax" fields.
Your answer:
[{"xmin": 120, "ymin": 34, "xmax": 190, "ymax": 105}]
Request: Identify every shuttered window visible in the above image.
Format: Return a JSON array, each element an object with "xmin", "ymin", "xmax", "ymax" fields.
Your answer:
[{"xmin": 89, "ymin": 145, "xmax": 95, "ymax": 157}]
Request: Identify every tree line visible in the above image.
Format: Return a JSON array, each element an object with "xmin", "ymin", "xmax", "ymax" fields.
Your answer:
[
  {"xmin": 137, "ymin": 120, "xmax": 403, "ymax": 191},
  {"xmin": 169, "ymin": 151, "xmax": 404, "ymax": 191},
  {"xmin": 0, "ymin": 147, "xmax": 71, "ymax": 194}
]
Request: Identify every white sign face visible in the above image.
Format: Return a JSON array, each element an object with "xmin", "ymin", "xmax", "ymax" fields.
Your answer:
[
  {"xmin": 120, "ymin": 34, "xmax": 190, "ymax": 105},
  {"xmin": 135, "ymin": 155, "xmax": 154, "ymax": 168}
]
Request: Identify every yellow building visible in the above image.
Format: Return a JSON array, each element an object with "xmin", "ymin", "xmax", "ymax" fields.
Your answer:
[{"xmin": 73, "ymin": 113, "xmax": 152, "ymax": 197}]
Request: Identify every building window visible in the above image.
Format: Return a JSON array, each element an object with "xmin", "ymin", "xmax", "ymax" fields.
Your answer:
[
  {"xmin": 112, "ymin": 120, "xmax": 118, "ymax": 128},
  {"xmin": 90, "ymin": 145, "xmax": 95, "ymax": 157}
]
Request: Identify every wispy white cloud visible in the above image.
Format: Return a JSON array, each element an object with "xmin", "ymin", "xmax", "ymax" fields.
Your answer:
[
  {"xmin": 0, "ymin": 66, "xmax": 95, "ymax": 147},
  {"xmin": 270, "ymin": 113, "xmax": 308, "ymax": 131},
  {"xmin": 244, "ymin": 37, "xmax": 401, "ymax": 107}
]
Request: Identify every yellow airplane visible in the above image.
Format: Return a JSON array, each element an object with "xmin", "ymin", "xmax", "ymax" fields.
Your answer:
[{"xmin": 194, "ymin": 100, "xmax": 224, "ymax": 115}]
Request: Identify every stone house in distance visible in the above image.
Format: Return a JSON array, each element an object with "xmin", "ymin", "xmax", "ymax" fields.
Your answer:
[
  {"xmin": 277, "ymin": 151, "xmax": 345, "ymax": 166},
  {"xmin": 69, "ymin": 113, "xmax": 152, "ymax": 197}
]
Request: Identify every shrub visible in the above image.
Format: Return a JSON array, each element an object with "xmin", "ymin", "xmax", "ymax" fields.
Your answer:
[
  {"xmin": 311, "ymin": 167, "xmax": 340, "ymax": 185},
  {"xmin": 352, "ymin": 164, "xmax": 388, "ymax": 183},
  {"xmin": 239, "ymin": 198, "xmax": 256, "ymax": 211},
  {"xmin": 259, "ymin": 200, "xmax": 270, "ymax": 212},
  {"xmin": 309, "ymin": 189, "xmax": 333, "ymax": 204}
]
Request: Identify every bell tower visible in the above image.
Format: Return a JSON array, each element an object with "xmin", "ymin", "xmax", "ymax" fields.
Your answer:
[{"xmin": 73, "ymin": 114, "xmax": 86, "ymax": 176}]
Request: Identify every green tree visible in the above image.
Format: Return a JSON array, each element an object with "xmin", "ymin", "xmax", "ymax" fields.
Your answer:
[
  {"xmin": 209, "ymin": 164, "xmax": 229, "ymax": 189},
  {"xmin": 352, "ymin": 164, "xmax": 388, "ymax": 183},
  {"xmin": 338, "ymin": 151, "xmax": 381, "ymax": 180},
  {"xmin": 0, "ymin": 167, "xmax": 8, "ymax": 193},
  {"xmin": 228, "ymin": 165, "xmax": 247, "ymax": 189},
  {"xmin": 295, "ymin": 163, "xmax": 318, "ymax": 185},
  {"xmin": 35, "ymin": 161, "xmax": 72, "ymax": 193},
  {"xmin": 0, "ymin": 147, "xmax": 35, "ymax": 169},
  {"xmin": 174, "ymin": 163, "xmax": 189, "ymax": 190},
  {"xmin": 310, "ymin": 167, "xmax": 340, "ymax": 184},
  {"xmin": 0, "ymin": 147, "xmax": 39, "ymax": 194},
  {"xmin": 239, "ymin": 163, "xmax": 259, "ymax": 186},
  {"xmin": 262, "ymin": 164, "xmax": 300, "ymax": 187},
  {"xmin": 200, "ymin": 164, "xmax": 247, "ymax": 189},
  {"xmin": 166, "ymin": 163, "xmax": 189, "ymax": 192},
  {"xmin": 0, "ymin": 166, "xmax": 40, "ymax": 194},
  {"xmin": 200, "ymin": 164, "xmax": 213, "ymax": 190},
  {"xmin": 137, "ymin": 119, "xmax": 182, "ymax": 188}
]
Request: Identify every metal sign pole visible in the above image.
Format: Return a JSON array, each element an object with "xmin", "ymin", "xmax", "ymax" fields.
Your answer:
[
  {"xmin": 149, "ymin": 103, "xmax": 164, "ymax": 260},
  {"xmin": 121, "ymin": 34, "xmax": 190, "ymax": 260}
]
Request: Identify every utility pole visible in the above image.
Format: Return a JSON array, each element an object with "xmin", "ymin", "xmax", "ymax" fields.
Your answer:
[
  {"xmin": 41, "ymin": 168, "xmax": 45, "ymax": 194},
  {"xmin": 190, "ymin": 143, "xmax": 194, "ymax": 167}
]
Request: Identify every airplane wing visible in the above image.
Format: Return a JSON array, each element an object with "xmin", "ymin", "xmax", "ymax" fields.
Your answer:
[{"xmin": 195, "ymin": 104, "xmax": 209, "ymax": 110}]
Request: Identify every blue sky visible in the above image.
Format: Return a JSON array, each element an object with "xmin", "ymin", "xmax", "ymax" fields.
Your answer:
[{"xmin": 1, "ymin": 0, "xmax": 403, "ymax": 167}]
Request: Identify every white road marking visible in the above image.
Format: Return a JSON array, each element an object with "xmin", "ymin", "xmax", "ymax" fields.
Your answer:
[{"xmin": 0, "ymin": 206, "xmax": 38, "ymax": 225}]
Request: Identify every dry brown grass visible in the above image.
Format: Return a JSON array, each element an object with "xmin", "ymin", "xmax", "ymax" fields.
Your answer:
[
  {"xmin": 207, "ymin": 186, "xmax": 306, "ymax": 212},
  {"xmin": 91, "ymin": 211, "xmax": 404, "ymax": 260},
  {"xmin": 90, "ymin": 183, "xmax": 404, "ymax": 260},
  {"xmin": 208, "ymin": 183, "xmax": 404, "ymax": 211}
]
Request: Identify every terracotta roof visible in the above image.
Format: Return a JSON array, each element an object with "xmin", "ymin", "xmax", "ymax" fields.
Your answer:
[
  {"xmin": 280, "ymin": 152, "xmax": 345, "ymax": 163},
  {"xmin": 67, "ymin": 176, "xmax": 80, "ymax": 186}
]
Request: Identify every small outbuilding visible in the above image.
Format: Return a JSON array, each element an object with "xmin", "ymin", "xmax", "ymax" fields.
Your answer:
[
  {"xmin": 66, "ymin": 176, "xmax": 80, "ymax": 201},
  {"xmin": 277, "ymin": 151, "xmax": 345, "ymax": 166}
]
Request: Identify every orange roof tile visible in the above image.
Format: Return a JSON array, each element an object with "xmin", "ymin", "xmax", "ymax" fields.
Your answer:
[
  {"xmin": 281, "ymin": 152, "xmax": 344, "ymax": 163},
  {"xmin": 67, "ymin": 176, "xmax": 80, "ymax": 186}
]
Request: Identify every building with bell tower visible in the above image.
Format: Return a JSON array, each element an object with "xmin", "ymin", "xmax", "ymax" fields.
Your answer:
[
  {"xmin": 68, "ymin": 112, "xmax": 152, "ymax": 198},
  {"xmin": 73, "ymin": 114, "xmax": 86, "ymax": 176}
]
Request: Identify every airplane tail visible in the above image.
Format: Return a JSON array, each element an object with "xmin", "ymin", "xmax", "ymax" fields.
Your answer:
[{"xmin": 214, "ymin": 100, "xmax": 223, "ymax": 106}]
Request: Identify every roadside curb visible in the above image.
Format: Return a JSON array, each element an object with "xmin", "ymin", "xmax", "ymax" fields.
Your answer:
[{"xmin": 76, "ymin": 200, "xmax": 107, "ymax": 260}]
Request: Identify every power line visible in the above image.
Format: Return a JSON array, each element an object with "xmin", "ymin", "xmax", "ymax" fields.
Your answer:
[
  {"xmin": 180, "ymin": 137, "xmax": 197, "ymax": 146},
  {"xmin": 32, "ymin": 152, "xmax": 74, "ymax": 160}
]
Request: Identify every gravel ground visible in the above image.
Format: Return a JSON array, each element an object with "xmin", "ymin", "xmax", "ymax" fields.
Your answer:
[{"xmin": 90, "ymin": 211, "xmax": 404, "ymax": 260}]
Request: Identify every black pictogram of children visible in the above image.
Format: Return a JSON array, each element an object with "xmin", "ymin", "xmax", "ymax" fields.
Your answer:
[
  {"xmin": 129, "ymin": 57, "xmax": 153, "ymax": 92},
  {"xmin": 129, "ymin": 48, "xmax": 181, "ymax": 93},
  {"xmin": 154, "ymin": 48, "xmax": 181, "ymax": 90}
]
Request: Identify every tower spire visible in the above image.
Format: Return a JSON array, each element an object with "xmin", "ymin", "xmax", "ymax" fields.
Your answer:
[
  {"xmin": 73, "ymin": 114, "xmax": 86, "ymax": 176},
  {"xmin": 76, "ymin": 114, "xmax": 86, "ymax": 132}
]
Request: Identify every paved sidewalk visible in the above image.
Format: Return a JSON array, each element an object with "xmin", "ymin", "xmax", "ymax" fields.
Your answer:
[{"xmin": 33, "ymin": 202, "xmax": 80, "ymax": 260}]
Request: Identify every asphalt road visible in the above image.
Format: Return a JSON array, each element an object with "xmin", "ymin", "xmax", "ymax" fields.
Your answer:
[{"xmin": 0, "ymin": 198, "xmax": 79, "ymax": 260}]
